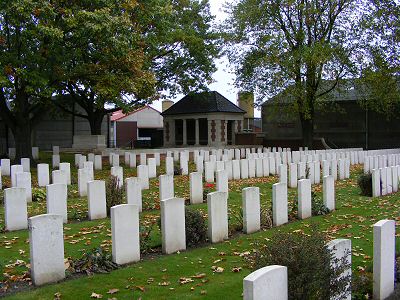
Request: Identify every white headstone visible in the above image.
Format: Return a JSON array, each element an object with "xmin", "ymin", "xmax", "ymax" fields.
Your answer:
[
  {"xmin": 243, "ymin": 265, "xmax": 288, "ymax": 300},
  {"xmin": 21, "ymin": 158, "xmax": 30, "ymax": 172},
  {"xmin": 125, "ymin": 177, "xmax": 142, "ymax": 212},
  {"xmin": 16, "ymin": 172, "xmax": 32, "ymax": 202},
  {"xmin": 323, "ymin": 175, "xmax": 335, "ymax": 211},
  {"xmin": 87, "ymin": 180, "xmax": 107, "ymax": 220},
  {"xmin": 155, "ymin": 153, "xmax": 161, "ymax": 166},
  {"xmin": 137, "ymin": 165, "xmax": 149, "ymax": 189},
  {"xmin": 298, "ymin": 179, "xmax": 311, "ymax": 219},
  {"xmin": 232, "ymin": 160, "xmax": 241, "ymax": 180},
  {"xmin": 248, "ymin": 159, "xmax": 256, "ymax": 178},
  {"xmin": 240, "ymin": 159, "xmax": 249, "ymax": 179},
  {"xmin": 225, "ymin": 160, "xmax": 233, "ymax": 180},
  {"xmin": 161, "ymin": 197, "xmax": 186, "ymax": 254},
  {"xmin": 4, "ymin": 187, "xmax": 28, "ymax": 231},
  {"xmin": 314, "ymin": 161, "xmax": 321, "ymax": 184},
  {"xmin": 255, "ymin": 158, "xmax": 263, "ymax": 177},
  {"xmin": 205, "ymin": 161, "xmax": 215, "ymax": 183},
  {"xmin": 59, "ymin": 162, "xmax": 71, "ymax": 185},
  {"xmin": 37, "ymin": 164, "xmax": 50, "ymax": 187},
  {"xmin": 372, "ymin": 169, "xmax": 381, "ymax": 197},
  {"xmin": 279, "ymin": 164, "xmax": 287, "ymax": 184},
  {"xmin": 52, "ymin": 146, "xmax": 60, "ymax": 154},
  {"xmin": 140, "ymin": 153, "xmax": 146, "ymax": 166},
  {"xmin": 29, "ymin": 214, "xmax": 65, "ymax": 286},
  {"xmin": 159, "ymin": 174, "xmax": 174, "ymax": 201},
  {"xmin": 207, "ymin": 191, "xmax": 228, "ymax": 243},
  {"xmin": 373, "ymin": 219, "xmax": 395, "ymax": 300},
  {"xmin": 262, "ymin": 157, "xmax": 270, "ymax": 177},
  {"xmin": 52, "ymin": 170, "xmax": 67, "ymax": 185},
  {"xmin": 242, "ymin": 187, "xmax": 260, "ymax": 234},
  {"xmin": 111, "ymin": 166, "xmax": 124, "ymax": 188},
  {"xmin": 289, "ymin": 163, "xmax": 298, "ymax": 188},
  {"xmin": 1, "ymin": 158, "xmax": 11, "ymax": 176},
  {"xmin": 11, "ymin": 164, "xmax": 23, "ymax": 187},
  {"xmin": 190, "ymin": 172, "xmax": 203, "ymax": 204},
  {"xmin": 216, "ymin": 170, "xmax": 228, "ymax": 194},
  {"xmin": 111, "ymin": 204, "xmax": 140, "ymax": 264},
  {"xmin": 52, "ymin": 154, "xmax": 60, "ymax": 169},
  {"xmin": 94, "ymin": 155, "xmax": 102, "ymax": 170},
  {"xmin": 148, "ymin": 158, "xmax": 157, "ymax": 178},
  {"xmin": 327, "ymin": 239, "xmax": 352, "ymax": 300},
  {"xmin": 272, "ymin": 182, "xmax": 288, "ymax": 226},
  {"xmin": 46, "ymin": 183, "xmax": 68, "ymax": 223},
  {"xmin": 83, "ymin": 161, "xmax": 94, "ymax": 181},
  {"xmin": 78, "ymin": 168, "xmax": 89, "ymax": 197},
  {"xmin": 32, "ymin": 147, "xmax": 39, "ymax": 160},
  {"xmin": 129, "ymin": 153, "xmax": 136, "ymax": 168},
  {"xmin": 165, "ymin": 157, "xmax": 174, "ymax": 175}
]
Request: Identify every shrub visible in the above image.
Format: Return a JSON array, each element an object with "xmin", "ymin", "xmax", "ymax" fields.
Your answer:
[
  {"xmin": 185, "ymin": 208, "xmax": 207, "ymax": 247},
  {"xmin": 312, "ymin": 191, "xmax": 330, "ymax": 216},
  {"xmin": 357, "ymin": 173, "xmax": 372, "ymax": 197},
  {"xmin": 69, "ymin": 247, "xmax": 119, "ymax": 275},
  {"xmin": 106, "ymin": 176, "xmax": 124, "ymax": 215},
  {"xmin": 248, "ymin": 225, "xmax": 351, "ymax": 300},
  {"xmin": 32, "ymin": 188, "xmax": 46, "ymax": 202},
  {"xmin": 352, "ymin": 272, "xmax": 373, "ymax": 300},
  {"xmin": 140, "ymin": 219, "xmax": 159, "ymax": 253},
  {"xmin": 203, "ymin": 183, "xmax": 215, "ymax": 200},
  {"xmin": 174, "ymin": 163, "xmax": 182, "ymax": 175},
  {"xmin": 260, "ymin": 206, "xmax": 273, "ymax": 229}
]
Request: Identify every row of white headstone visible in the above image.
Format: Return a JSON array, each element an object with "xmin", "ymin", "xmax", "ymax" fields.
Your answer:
[
  {"xmin": 364, "ymin": 154, "xmax": 400, "ymax": 174},
  {"xmin": 22, "ymin": 170, "xmax": 336, "ymax": 287},
  {"xmin": 242, "ymin": 219, "xmax": 395, "ymax": 300},
  {"xmin": 371, "ymin": 165, "xmax": 400, "ymax": 197}
]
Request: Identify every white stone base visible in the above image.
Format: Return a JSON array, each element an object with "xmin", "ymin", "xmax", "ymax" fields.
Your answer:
[{"xmin": 72, "ymin": 135, "xmax": 106, "ymax": 150}]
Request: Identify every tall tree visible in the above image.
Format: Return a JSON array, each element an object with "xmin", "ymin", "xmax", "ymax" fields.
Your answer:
[
  {"xmin": 222, "ymin": 0, "xmax": 380, "ymax": 148},
  {"xmin": 53, "ymin": 0, "xmax": 156, "ymax": 135},
  {"xmin": 55, "ymin": 0, "xmax": 219, "ymax": 135},
  {"xmin": 0, "ymin": 0, "xmax": 63, "ymax": 160}
]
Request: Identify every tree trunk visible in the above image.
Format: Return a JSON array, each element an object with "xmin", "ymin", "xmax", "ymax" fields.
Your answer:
[
  {"xmin": 12, "ymin": 123, "xmax": 33, "ymax": 162},
  {"xmin": 88, "ymin": 111, "xmax": 105, "ymax": 135},
  {"xmin": 300, "ymin": 116, "xmax": 314, "ymax": 149}
]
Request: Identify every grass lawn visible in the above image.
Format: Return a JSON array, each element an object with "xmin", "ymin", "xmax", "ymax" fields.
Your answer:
[{"xmin": 0, "ymin": 152, "xmax": 399, "ymax": 299}]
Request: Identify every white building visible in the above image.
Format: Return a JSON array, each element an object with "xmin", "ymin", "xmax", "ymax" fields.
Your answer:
[{"xmin": 111, "ymin": 106, "xmax": 163, "ymax": 148}]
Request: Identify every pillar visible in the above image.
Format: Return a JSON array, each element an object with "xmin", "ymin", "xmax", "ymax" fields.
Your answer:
[
  {"xmin": 195, "ymin": 118, "xmax": 200, "ymax": 146},
  {"xmin": 182, "ymin": 119, "xmax": 187, "ymax": 146}
]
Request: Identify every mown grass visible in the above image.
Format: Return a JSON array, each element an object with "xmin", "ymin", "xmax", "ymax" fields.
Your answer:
[{"xmin": 0, "ymin": 152, "xmax": 399, "ymax": 299}]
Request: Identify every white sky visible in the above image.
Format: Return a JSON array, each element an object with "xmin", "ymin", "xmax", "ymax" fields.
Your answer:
[{"xmin": 150, "ymin": 0, "xmax": 261, "ymax": 117}]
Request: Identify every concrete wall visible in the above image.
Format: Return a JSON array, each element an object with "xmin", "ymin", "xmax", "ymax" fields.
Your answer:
[
  {"xmin": 0, "ymin": 105, "xmax": 109, "ymax": 152},
  {"xmin": 262, "ymin": 100, "xmax": 400, "ymax": 149}
]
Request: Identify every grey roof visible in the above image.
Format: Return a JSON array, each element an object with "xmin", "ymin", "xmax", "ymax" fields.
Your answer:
[{"xmin": 161, "ymin": 91, "xmax": 246, "ymax": 116}]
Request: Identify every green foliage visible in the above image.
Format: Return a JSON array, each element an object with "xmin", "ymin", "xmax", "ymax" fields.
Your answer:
[
  {"xmin": 140, "ymin": 217, "xmax": 159, "ymax": 253},
  {"xmin": 248, "ymin": 226, "xmax": 351, "ymax": 300},
  {"xmin": 357, "ymin": 173, "xmax": 373, "ymax": 197},
  {"xmin": 229, "ymin": 207, "xmax": 243, "ymax": 233},
  {"xmin": 352, "ymin": 272, "xmax": 373, "ymax": 300},
  {"xmin": 31, "ymin": 188, "xmax": 46, "ymax": 202},
  {"xmin": 69, "ymin": 247, "xmax": 119, "ymax": 275},
  {"xmin": 106, "ymin": 176, "xmax": 125, "ymax": 216},
  {"xmin": 312, "ymin": 191, "xmax": 330, "ymax": 216},
  {"xmin": 221, "ymin": 0, "xmax": 396, "ymax": 146},
  {"xmin": 185, "ymin": 208, "xmax": 207, "ymax": 247},
  {"xmin": 260, "ymin": 206, "xmax": 273, "ymax": 229}
]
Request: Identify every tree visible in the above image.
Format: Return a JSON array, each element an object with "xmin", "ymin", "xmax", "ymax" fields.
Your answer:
[
  {"xmin": 0, "ymin": 0, "xmax": 63, "ymax": 160},
  {"xmin": 55, "ymin": 0, "xmax": 219, "ymax": 135},
  {"xmin": 52, "ymin": 0, "xmax": 157, "ymax": 135},
  {"xmin": 222, "ymin": 0, "xmax": 384, "ymax": 148},
  {"xmin": 357, "ymin": 0, "xmax": 400, "ymax": 117}
]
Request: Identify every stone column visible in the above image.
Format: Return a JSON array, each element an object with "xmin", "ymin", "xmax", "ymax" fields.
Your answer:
[
  {"xmin": 182, "ymin": 119, "xmax": 187, "ymax": 146},
  {"xmin": 195, "ymin": 118, "xmax": 200, "ymax": 146},
  {"xmin": 232, "ymin": 120, "xmax": 236, "ymax": 144},
  {"xmin": 208, "ymin": 119, "xmax": 214, "ymax": 146}
]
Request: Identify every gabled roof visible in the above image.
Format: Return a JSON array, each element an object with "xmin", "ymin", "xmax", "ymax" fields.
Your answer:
[
  {"xmin": 161, "ymin": 91, "xmax": 246, "ymax": 116},
  {"xmin": 111, "ymin": 105, "xmax": 161, "ymax": 121}
]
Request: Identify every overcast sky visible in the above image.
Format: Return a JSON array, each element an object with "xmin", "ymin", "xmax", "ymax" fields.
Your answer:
[{"xmin": 150, "ymin": 0, "xmax": 261, "ymax": 117}]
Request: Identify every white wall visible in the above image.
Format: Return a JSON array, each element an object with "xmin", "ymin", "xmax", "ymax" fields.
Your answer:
[{"xmin": 119, "ymin": 107, "xmax": 163, "ymax": 128}]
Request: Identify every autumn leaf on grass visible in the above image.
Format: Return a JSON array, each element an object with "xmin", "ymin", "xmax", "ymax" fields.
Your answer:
[
  {"xmin": 158, "ymin": 281, "xmax": 170, "ymax": 286},
  {"xmin": 54, "ymin": 292, "xmax": 61, "ymax": 300},
  {"xmin": 232, "ymin": 267, "xmax": 242, "ymax": 273},
  {"xmin": 107, "ymin": 288, "xmax": 119, "ymax": 294},
  {"xmin": 179, "ymin": 277, "xmax": 194, "ymax": 285},
  {"xmin": 90, "ymin": 292, "xmax": 103, "ymax": 298},
  {"xmin": 191, "ymin": 273, "xmax": 207, "ymax": 279},
  {"xmin": 211, "ymin": 266, "xmax": 224, "ymax": 273}
]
